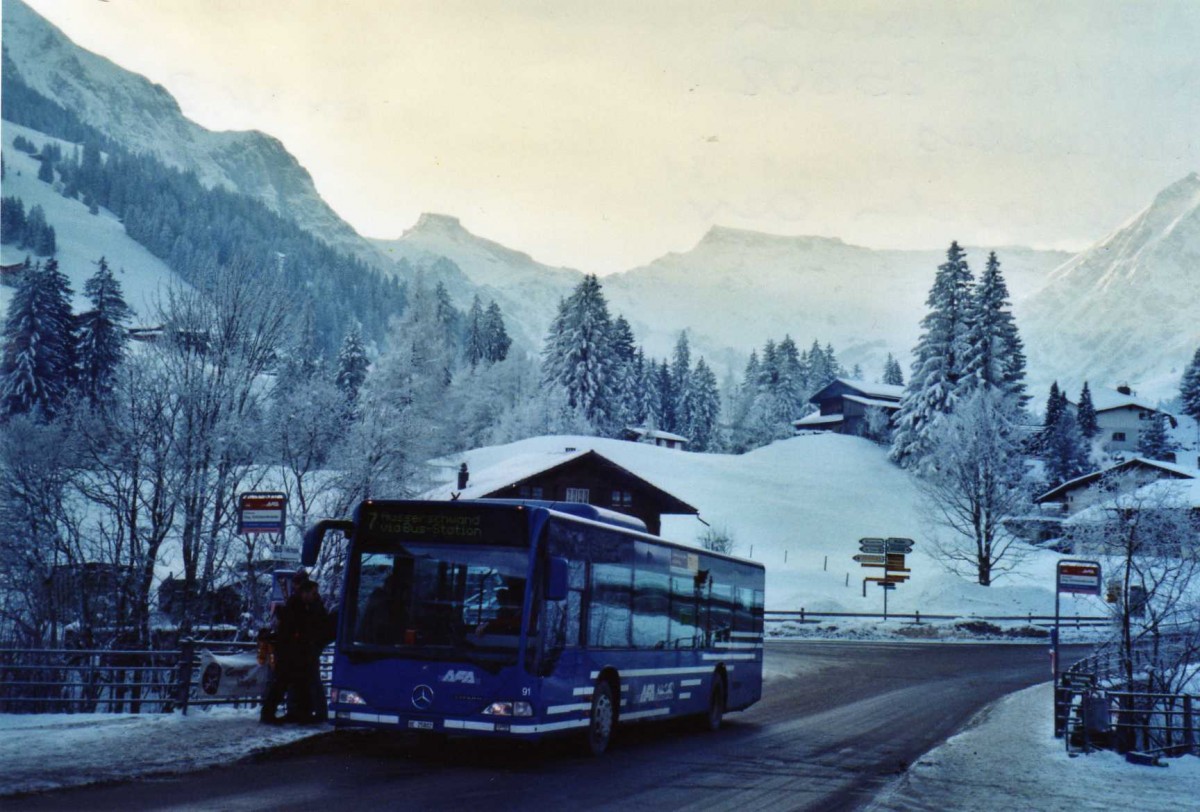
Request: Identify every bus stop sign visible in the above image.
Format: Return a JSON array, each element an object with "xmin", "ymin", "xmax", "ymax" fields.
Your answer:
[
  {"xmin": 238, "ymin": 492, "xmax": 287, "ymax": 534},
  {"xmin": 1057, "ymin": 561, "xmax": 1101, "ymax": 596}
]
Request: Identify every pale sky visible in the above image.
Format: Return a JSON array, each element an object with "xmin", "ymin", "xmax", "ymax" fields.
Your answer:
[{"xmin": 20, "ymin": 0, "xmax": 1200, "ymax": 274}]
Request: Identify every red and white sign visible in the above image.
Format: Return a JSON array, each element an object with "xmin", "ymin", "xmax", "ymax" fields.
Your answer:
[
  {"xmin": 1057, "ymin": 561, "xmax": 1102, "ymax": 595},
  {"xmin": 238, "ymin": 492, "xmax": 286, "ymax": 534}
]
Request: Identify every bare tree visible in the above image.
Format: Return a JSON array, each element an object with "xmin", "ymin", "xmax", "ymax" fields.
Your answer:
[
  {"xmin": 698, "ymin": 525, "xmax": 736, "ymax": 555},
  {"xmin": 917, "ymin": 389, "xmax": 1031, "ymax": 586},
  {"xmin": 0, "ymin": 415, "xmax": 87, "ymax": 646},
  {"xmin": 155, "ymin": 265, "xmax": 289, "ymax": 633}
]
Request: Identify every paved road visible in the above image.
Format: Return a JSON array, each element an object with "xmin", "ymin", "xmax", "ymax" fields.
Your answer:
[{"xmin": 11, "ymin": 641, "xmax": 1081, "ymax": 811}]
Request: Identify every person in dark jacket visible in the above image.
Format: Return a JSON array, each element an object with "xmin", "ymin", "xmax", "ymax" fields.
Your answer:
[{"xmin": 284, "ymin": 579, "xmax": 331, "ymax": 723}]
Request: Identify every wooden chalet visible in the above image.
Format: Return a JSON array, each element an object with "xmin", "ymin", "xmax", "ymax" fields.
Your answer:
[
  {"xmin": 425, "ymin": 448, "xmax": 698, "ymax": 536},
  {"xmin": 794, "ymin": 378, "xmax": 904, "ymax": 436}
]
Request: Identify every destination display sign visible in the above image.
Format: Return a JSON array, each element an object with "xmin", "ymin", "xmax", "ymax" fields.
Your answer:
[
  {"xmin": 1057, "ymin": 561, "xmax": 1102, "ymax": 595},
  {"xmin": 358, "ymin": 502, "xmax": 529, "ymax": 548},
  {"xmin": 238, "ymin": 492, "xmax": 286, "ymax": 534}
]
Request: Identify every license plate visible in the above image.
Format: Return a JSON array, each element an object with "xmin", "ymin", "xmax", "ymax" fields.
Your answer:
[{"xmin": 408, "ymin": 720, "xmax": 434, "ymax": 730}]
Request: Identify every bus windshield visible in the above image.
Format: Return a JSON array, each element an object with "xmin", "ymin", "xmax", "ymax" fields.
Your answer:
[{"xmin": 349, "ymin": 543, "xmax": 531, "ymax": 667}]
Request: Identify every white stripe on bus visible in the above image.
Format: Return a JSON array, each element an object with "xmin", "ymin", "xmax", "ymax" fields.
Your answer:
[
  {"xmin": 679, "ymin": 692, "xmax": 692, "ymax": 700},
  {"xmin": 703, "ymin": 653, "xmax": 757, "ymax": 661},
  {"xmin": 621, "ymin": 708, "xmax": 671, "ymax": 721},
  {"xmin": 340, "ymin": 711, "xmax": 399, "ymax": 725},
  {"xmin": 680, "ymin": 678, "xmax": 702, "ymax": 687},
  {"xmin": 589, "ymin": 665, "xmax": 715, "ymax": 680},
  {"xmin": 443, "ymin": 720, "xmax": 495, "ymax": 732},
  {"xmin": 714, "ymin": 642, "xmax": 759, "ymax": 650},
  {"xmin": 509, "ymin": 718, "xmax": 591, "ymax": 734},
  {"xmin": 547, "ymin": 703, "xmax": 592, "ymax": 715},
  {"xmin": 572, "ymin": 687, "xmax": 594, "ymax": 697}
]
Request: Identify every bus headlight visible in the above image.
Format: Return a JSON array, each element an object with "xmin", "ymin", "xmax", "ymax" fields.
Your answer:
[
  {"xmin": 332, "ymin": 688, "xmax": 367, "ymax": 705},
  {"xmin": 482, "ymin": 701, "xmax": 533, "ymax": 717}
]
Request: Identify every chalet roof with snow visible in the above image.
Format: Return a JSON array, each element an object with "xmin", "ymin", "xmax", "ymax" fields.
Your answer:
[
  {"xmin": 1036, "ymin": 457, "xmax": 1198, "ymax": 504},
  {"xmin": 1071, "ymin": 387, "xmax": 1178, "ymax": 426},
  {"xmin": 422, "ymin": 448, "xmax": 697, "ymax": 535},
  {"xmin": 809, "ymin": 378, "xmax": 905, "ymax": 405},
  {"xmin": 624, "ymin": 427, "xmax": 689, "ymax": 444},
  {"xmin": 794, "ymin": 412, "xmax": 844, "ymax": 428}
]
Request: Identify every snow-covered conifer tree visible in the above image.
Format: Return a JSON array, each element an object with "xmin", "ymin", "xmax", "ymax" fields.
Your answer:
[
  {"xmin": 1041, "ymin": 385, "xmax": 1089, "ymax": 488},
  {"xmin": 670, "ymin": 332, "xmax": 693, "ymax": 437},
  {"xmin": 1076, "ymin": 381, "xmax": 1099, "ymax": 440},
  {"xmin": 890, "ymin": 241, "xmax": 975, "ymax": 468},
  {"xmin": 1137, "ymin": 412, "xmax": 1177, "ymax": 461},
  {"xmin": 464, "ymin": 295, "xmax": 487, "ymax": 367},
  {"xmin": 540, "ymin": 274, "xmax": 615, "ymax": 429},
  {"xmin": 1, "ymin": 258, "xmax": 76, "ymax": 418},
  {"xmin": 75, "ymin": 256, "xmax": 132, "ymax": 405},
  {"xmin": 962, "ymin": 252, "xmax": 1027, "ymax": 406},
  {"xmin": 688, "ymin": 357, "xmax": 721, "ymax": 451},
  {"xmin": 482, "ymin": 301, "xmax": 512, "ymax": 363},
  {"xmin": 335, "ymin": 325, "xmax": 370, "ymax": 408},
  {"xmin": 1180, "ymin": 347, "xmax": 1200, "ymax": 425},
  {"xmin": 882, "ymin": 353, "xmax": 904, "ymax": 386}
]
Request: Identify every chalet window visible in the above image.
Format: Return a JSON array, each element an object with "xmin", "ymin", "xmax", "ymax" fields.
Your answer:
[
  {"xmin": 565, "ymin": 487, "xmax": 590, "ymax": 504},
  {"xmin": 1112, "ymin": 432, "xmax": 1126, "ymax": 442},
  {"xmin": 1138, "ymin": 412, "xmax": 1148, "ymax": 420},
  {"xmin": 518, "ymin": 485, "xmax": 544, "ymax": 499},
  {"xmin": 611, "ymin": 490, "xmax": 633, "ymax": 508}
]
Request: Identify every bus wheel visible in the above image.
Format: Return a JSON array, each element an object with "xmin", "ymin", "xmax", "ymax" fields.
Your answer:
[
  {"xmin": 702, "ymin": 674, "xmax": 725, "ymax": 732},
  {"xmin": 586, "ymin": 681, "xmax": 615, "ymax": 756}
]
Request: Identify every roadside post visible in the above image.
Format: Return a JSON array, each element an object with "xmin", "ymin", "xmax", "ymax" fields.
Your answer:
[{"xmin": 1053, "ymin": 559, "xmax": 1102, "ymax": 737}]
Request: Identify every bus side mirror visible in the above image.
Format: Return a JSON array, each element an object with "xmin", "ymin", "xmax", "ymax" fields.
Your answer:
[
  {"xmin": 302, "ymin": 519, "xmax": 354, "ymax": 567},
  {"xmin": 546, "ymin": 557, "xmax": 569, "ymax": 601}
]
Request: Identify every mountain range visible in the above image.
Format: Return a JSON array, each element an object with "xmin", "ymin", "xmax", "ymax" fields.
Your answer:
[{"xmin": 3, "ymin": 0, "xmax": 1197, "ymax": 400}]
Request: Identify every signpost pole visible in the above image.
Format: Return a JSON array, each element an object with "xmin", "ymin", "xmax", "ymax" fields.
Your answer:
[
  {"xmin": 883, "ymin": 582, "xmax": 888, "ymax": 620},
  {"xmin": 1053, "ymin": 584, "xmax": 1061, "ymax": 737}
]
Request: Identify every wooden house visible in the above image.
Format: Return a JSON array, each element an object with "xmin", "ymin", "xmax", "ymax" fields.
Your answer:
[
  {"xmin": 794, "ymin": 378, "xmax": 904, "ymax": 436},
  {"xmin": 425, "ymin": 448, "xmax": 698, "ymax": 536}
]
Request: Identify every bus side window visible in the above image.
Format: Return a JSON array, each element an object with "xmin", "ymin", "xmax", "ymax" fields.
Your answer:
[
  {"xmin": 632, "ymin": 566, "xmax": 669, "ymax": 649},
  {"xmin": 669, "ymin": 574, "xmax": 700, "ymax": 649},
  {"xmin": 589, "ymin": 563, "xmax": 632, "ymax": 647},
  {"xmin": 710, "ymin": 583, "xmax": 734, "ymax": 644}
]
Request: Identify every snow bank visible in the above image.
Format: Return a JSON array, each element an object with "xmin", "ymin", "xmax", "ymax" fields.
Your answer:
[
  {"xmin": 0, "ymin": 708, "xmax": 326, "ymax": 797},
  {"xmin": 868, "ymin": 682, "xmax": 1200, "ymax": 811}
]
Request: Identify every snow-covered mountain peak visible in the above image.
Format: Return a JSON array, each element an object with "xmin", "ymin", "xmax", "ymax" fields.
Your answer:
[
  {"xmin": 1023, "ymin": 171, "xmax": 1200, "ymax": 400},
  {"xmin": 2, "ymin": 0, "xmax": 390, "ymax": 269},
  {"xmin": 696, "ymin": 224, "xmax": 849, "ymax": 254},
  {"xmin": 402, "ymin": 213, "xmax": 470, "ymax": 240}
]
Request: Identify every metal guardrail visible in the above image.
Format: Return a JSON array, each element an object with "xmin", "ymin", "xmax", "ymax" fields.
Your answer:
[
  {"xmin": 0, "ymin": 641, "xmax": 331, "ymax": 715},
  {"xmin": 1055, "ymin": 635, "xmax": 1199, "ymax": 760},
  {"xmin": 765, "ymin": 609, "xmax": 1109, "ymax": 628}
]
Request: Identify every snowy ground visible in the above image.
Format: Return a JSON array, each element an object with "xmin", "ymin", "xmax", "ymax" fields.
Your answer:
[
  {"xmin": 0, "ymin": 707, "xmax": 328, "ymax": 797},
  {"xmin": 4, "ymin": 661, "xmax": 1197, "ymax": 806},
  {"xmin": 867, "ymin": 682, "xmax": 1200, "ymax": 812}
]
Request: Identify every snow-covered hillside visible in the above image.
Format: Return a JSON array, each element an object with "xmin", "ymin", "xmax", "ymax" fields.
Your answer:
[
  {"xmin": 2, "ymin": 0, "xmax": 389, "ymax": 270},
  {"xmin": 0, "ymin": 121, "xmax": 183, "ymax": 319},
  {"xmin": 1023, "ymin": 173, "xmax": 1200, "ymax": 401},
  {"xmin": 426, "ymin": 433, "xmax": 1083, "ymax": 619}
]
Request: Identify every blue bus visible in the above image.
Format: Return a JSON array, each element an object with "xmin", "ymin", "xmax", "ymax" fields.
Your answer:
[{"xmin": 303, "ymin": 499, "xmax": 765, "ymax": 754}]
